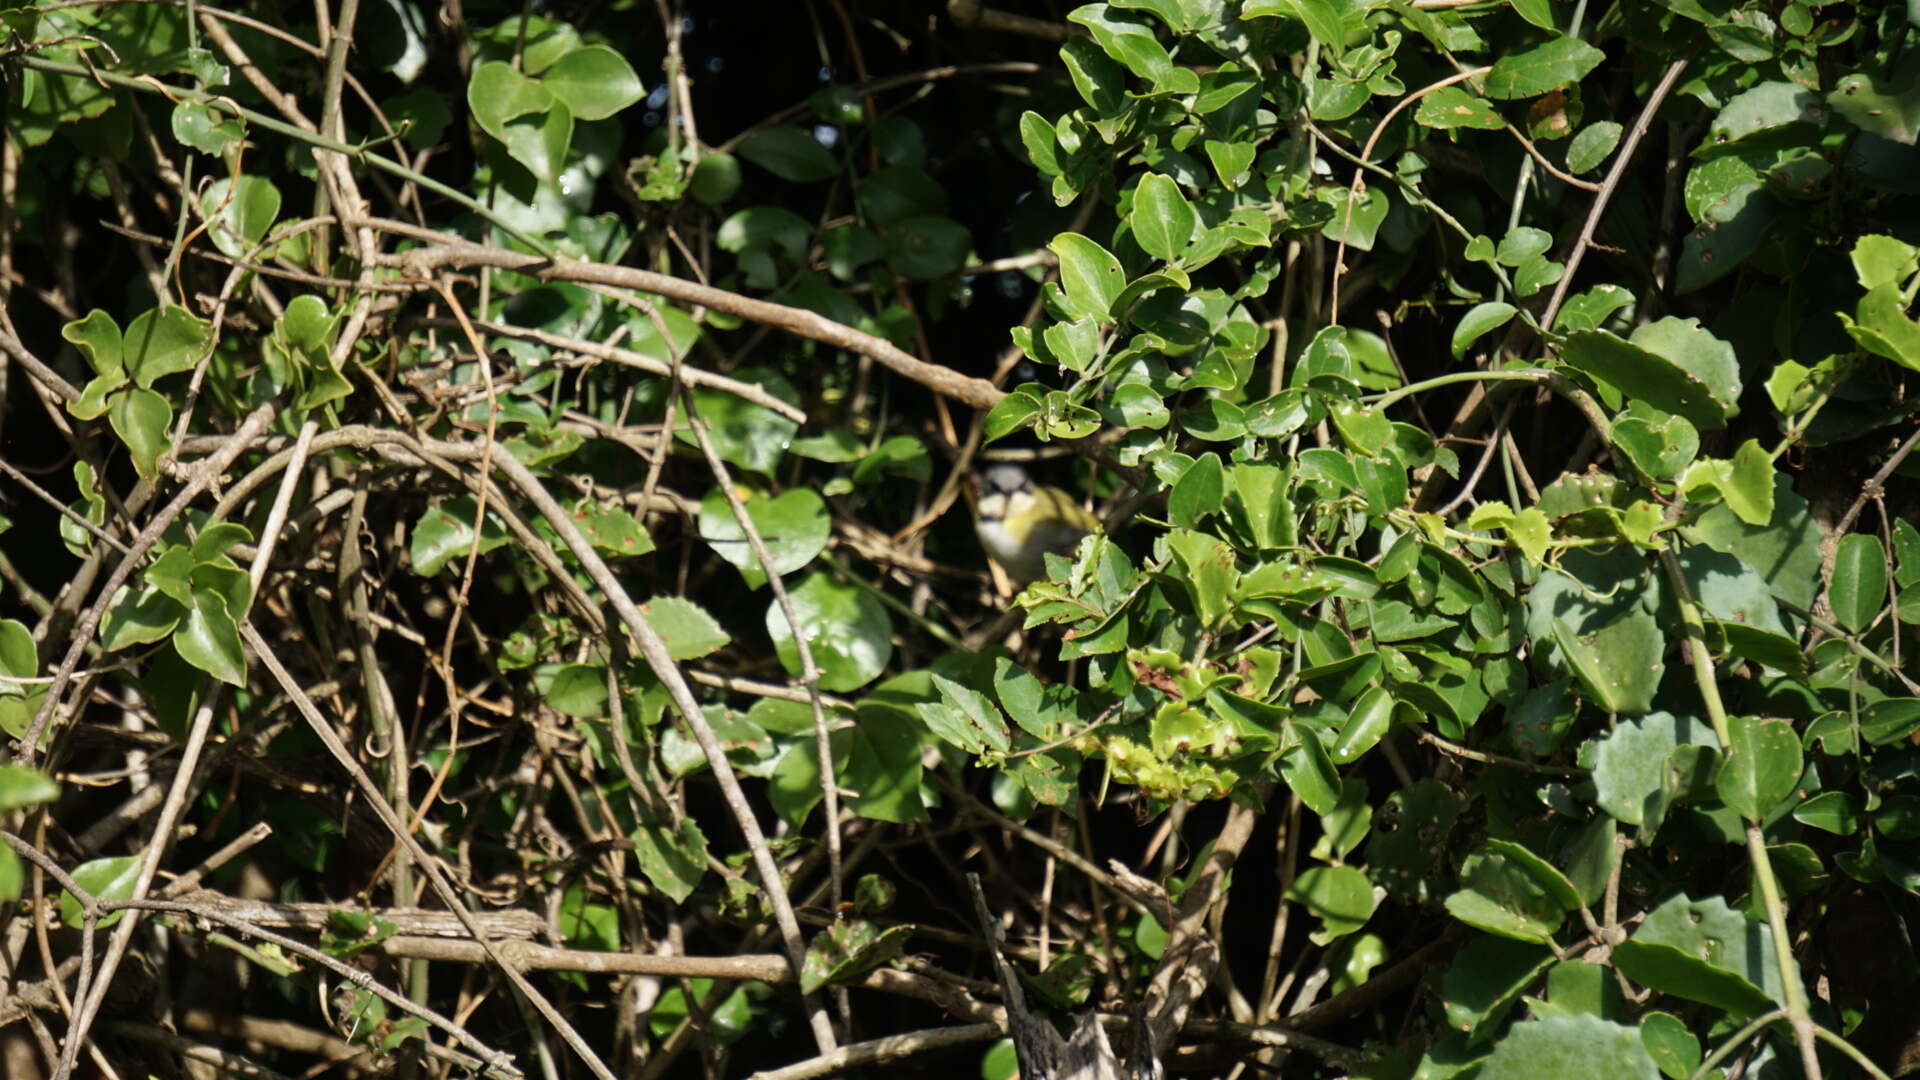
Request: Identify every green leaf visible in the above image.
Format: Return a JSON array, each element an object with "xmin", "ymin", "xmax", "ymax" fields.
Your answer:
[
  {"xmin": 631, "ymin": 818, "xmax": 707, "ymax": 905},
  {"xmin": 737, "ymin": 125, "xmax": 838, "ymax": 182},
  {"xmin": 639, "ymin": 597, "xmax": 730, "ymax": 661},
  {"xmin": 1444, "ymin": 849, "xmax": 1569, "ymax": 944},
  {"xmin": 1059, "ymin": 37, "xmax": 1126, "ymax": 114},
  {"xmin": 0, "ymin": 764, "xmax": 58, "ymax": 810},
  {"xmin": 1718, "ymin": 439, "xmax": 1774, "ymax": 526},
  {"xmin": 1132, "ymin": 172, "xmax": 1194, "ymax": 262},
  {"xmin": 1049, "ymin": 233, "xmax": 1126, "ymax": 322},
  {"xmin": 1829, "ymin": 533, "xmax": 1888, "ymax": 634},
  {"xmin": 171, "ymin": 100, "xmax": 245, "ymax": 155},
  {"xmin": 1828, "ymin": 71, "xmax": 1920, "ymax": 144},
  {"xmin": 681, "ymin": 368, "xmax": 802, "ymax": 476},
  {"xmin": 1018, "ymin": 111, "xmax": 1059, "ymax": 176},
  {"xmin": 1559, "ymin": 320, "xmax": 1739, "ymax": 430},
  {"xmin": 1550, "ymin": 610, "xmax": 1663, "ymax": 716},
  {"xmin": 1852, "ymin": 234, "xmax": 1920, "ymax": 291},
  {"xmin": 1280, "ymin": 727, "xmax": 1340, "ymax": 815},
  {"xmin": 1168, "ymin": 453, "xmax": 1224, "ymax": 528},
  {"xmin": 1792, "ymin": 790, "xmax": 1860, "ymax": 835},
  {"xmin": 769, "ymin": 573, "xmax": 893, "ymax": 692},
  {"xmin": 60, "ymin": 855, "xmax": 141, "ymax": 929},
  {"xmin": 1483, "ymin": 37, "xmax": 1606, "ymax": 100},
  {"xmin": 1442, "ymin": 935, "xmax": 1555, "ymax": 1046},
  {"xmin": 1067, "ymin": 6, "xmax": 1173, "ymax": 86},
  {"xmin": 1639, "ymin": 1012, "xmax": 1701, "ymax": 1080},
  {"xmin": 108, "ymin": 387, "xmax": 172, "ymax": 480},
  {"xmin": 1331, "ymin": 685, "xmax": 1393, "ymax": 763},
  {"xmin": 1286, "ymin": 864, "xmax": 1377, "ymax": 944},
  {"xmin": 130, "ymin": 306, "xmax": 211, "ymax": 388},
  {"xmin": 1589, "ymin": 712, "xmax": 1715, "ymax": 828},
  {"xmin": 1859, "ymin": 697, "xmax": 1920, "ymax": 746},
  {"xmin": 175, "ymin": 586, "xmax": 247, "ymax": 687},
  {"xmin": 1843, "ymin": 284, "xmax": 1920, "ymax": 372},
  {"xmin": 698, "ymin": 486, "xmax": 829, "ymax": 588},
  {"xmin": 1451, "ymin": 302, "xmax": 1517, "ymax": 358},
  {"xmin": 409, "ymin": 498, "xmax": 511, "ymax": 576},
  {"xmin": 1610, "ymin": 401, "xmax": 1698, "ymax": 481},
  {"xmin": 539, "ymin": 46, "xmax": 644, "ymax": 120},
  {"xmin": 799, "ymin": 919, "xmax": 914, "ymax": 994},
  {"xmin": 1317, "ymin": 187, "xmax": 1387, "ymax": 251},
  {"xmin": 1476, "ymin": 1017, "xmax": 1659, "ymax": 1080},
  {"xmin": 1613, "ymin": 894, "xmax": 1783, "ymax": 1017},
  {"xmin": 1417, "ymin": 86, "xmax": 1504, "ymax": 130},
  {"xmin": 198, "ymin": 175, "xmax": 282, "ymax": 259},
  {"xmin": 1715, "ymin": 715, "xmax": 1802, "ymax": 822},
  {"xmin": 1566, "ymin": 121, "xmax": 1622, "ymax": 173},
  {"xmin": 544, "ymin": 663, "xmax": 608, "ymax": 717},
  {"xmin": 99, "ymin": 585, "xmax": 184, "ymax": 652}
]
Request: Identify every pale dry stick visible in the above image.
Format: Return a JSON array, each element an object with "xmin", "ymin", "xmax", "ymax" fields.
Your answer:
[
  {"xmin": 107, "ymin": 895, "xmax": 508, "ymax": 1075},
  {"xmin": 443, "ymin": 318, "xmax": 807, "ymax": 422},
  {"xmin": 238, "ymin": 623, "xmax": 618, "ymax": 1080},
  {"xmin": 158, "ymin": 821, "xmax": 275, "ymax": 898},
  {"xmin": 1538, "ymin": 59, "xmax": 1689, "ymax": 333},
  {"xmin": 681, "ymin": 389, "xmax": 847, "ymax": 913},
  {"xmin": 1328, "ymin": 66, "xmax": 1492, "ymax": 324},
  {"xmin": 51, "ymin": 412, "xmax": 312, "ymax": 1080},
  {"xmin": 18, "ymin": 405, "xmax": 275, "ymax": 760},
  {"xmin": 360, "ymin": 217, "xmax": 1001, "ymax": 410}
]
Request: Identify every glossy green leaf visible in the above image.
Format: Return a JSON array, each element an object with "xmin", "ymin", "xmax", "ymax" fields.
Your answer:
[
  {"xmin": 698, "ymin": 486, "xmax": 828, "ymax": 588},
  {"xmin": 1566, "ymin": 121, "xmax": 1622, "ymax": 173},
  {"xmin": 539, "ymin": 45, "xmax": 644, "ymax": 120},
  {"xmin": 1828, "ymin": 71, "xmax": 1920, "ymax": 144},
  {"xmin": 769, "ymin": 573, "xmax": 892, "ymax": 692},
  {"xmin": 1715, "ymin": 715, "xmax": 1802, "ymax": 822},
  {"xmin": 198, "ymin": 175, "xmax": 282, "ymax": 259},
  {"xmin": 1050, "ymin": 233, "xmax": 1126, "ymax": 322},
  {"xmin": 631, "ymin": 818, "xmax": 707, "ymax": 905},
  {"xmin": 410, "ymin": 498, "xmax": 512, "ymax": 576},
  {"xmin": 544, "ymin": 663, "xmax": 608, "ymax": 717},
  {"xmin": 1286, "ymin": 864, "xmax": 1377, "ymax": 944},
  {"xmin": 1476, "ymin": 1017, "xmax": 1659, "ymax": 1080},
  {"xmin": 1132, "ymin": 172, "xmax": 1194, "ymax": 262},
  {"xmin": 1417, "ymin": 86, "xmax": 1504, "ymax": 130},
  {"xmin": 1590, "ymin": 712, "xmax": 1715, "ymax": 828},
  {"xmin": 175, "ymin": 585, "xmax": 247, "ymax": 687},
  {"xmin": 639, "ymin": 597, "xmax": 730, "ymax": 661},
  {"xmin": 682, "ymin": 369, "xmax": 802, "ymax": 476},
  {"xmin": 1483, "ymin": 37, "xmax": 1605, "ymax": 100},
  {"xmin": 1451, "ymin": 301, "xmax": 1517, "ymax": 358},
  {"xmin": 0, "ymin": 764, "xmax": 58, "ymax": 811},
  {"xmin": 1792, "ymin": 790, "xmax": 1860, "ymax": 835},
  {"xmin": 60, "ymin": 855, "xmax": 140, "ymax": 929},
  {"xmin": 1332, "ymin": 685, "xmax": 1393, "ymax": 763},
  {"xmin": 1829, "ymin": 532, "xmax": 1888, "ymax": 633},
  {"xmin": 1612, "ymin": 894, "xmax": 1783, "ymax": 1017},
  {"xmin": 737, "ymin": 125, "xmax": 838, "ymax": 182},
  {"xmin": 1443, "ymin": 935, "xmax": 1555, "ymax": 1045},
  {"xmin": 1638, "ymin": 1012, "xmax": 1701, "ymax": 1080},
  {"xmin": 108, "ymin": 387, "xmax": 172, "ymax": 480}
]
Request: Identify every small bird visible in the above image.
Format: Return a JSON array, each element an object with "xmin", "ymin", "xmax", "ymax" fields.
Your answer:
[{"xmin": 973, "ymin": 464, "xmax": 1100, "ymax": 583}]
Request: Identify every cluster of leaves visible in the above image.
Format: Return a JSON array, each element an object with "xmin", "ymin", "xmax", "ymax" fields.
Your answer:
[{"xmin": 1, "ymin": 0, "xmax": 1919, "ymax": 1078}]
